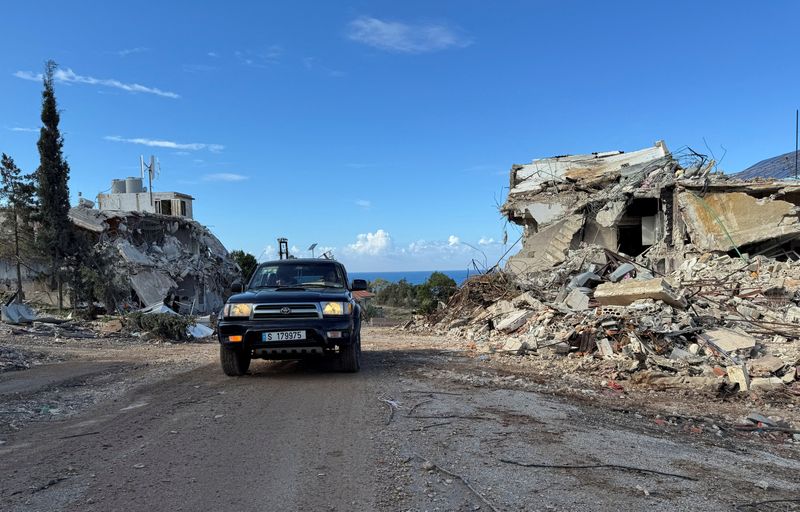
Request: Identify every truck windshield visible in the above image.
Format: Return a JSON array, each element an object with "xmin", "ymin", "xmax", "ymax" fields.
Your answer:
[{"xmin": 248, "ymin": 262, "xmax": 345, "ymax": 289}]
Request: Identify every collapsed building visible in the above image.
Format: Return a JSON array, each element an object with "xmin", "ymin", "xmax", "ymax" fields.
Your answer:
[
  {"xmin": 420, "ymin": 141, "xmax": 800, "ymax": 395},
  {"xmin": 68, "ymin": 204, "xmax": 239, "ymax": 314},
  {"xmin": 503, "ymin": 140, "xmax": 800, "ymax": 275}
]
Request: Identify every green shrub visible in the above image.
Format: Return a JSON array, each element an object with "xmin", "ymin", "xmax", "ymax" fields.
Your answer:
[{"xmin": 125, "ymin": 312, "xmax": 195, "ymax": 341}]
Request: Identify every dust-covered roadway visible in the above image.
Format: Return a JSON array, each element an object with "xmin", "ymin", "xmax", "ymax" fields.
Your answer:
[{"xmin": 1, "ymin": 329, "xmax": 799, "ymax": 511}]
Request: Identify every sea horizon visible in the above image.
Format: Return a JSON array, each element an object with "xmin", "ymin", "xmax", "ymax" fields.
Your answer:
[{"xmin": 349, "ymin": 269, "xmax": 473, "ymax": 286}]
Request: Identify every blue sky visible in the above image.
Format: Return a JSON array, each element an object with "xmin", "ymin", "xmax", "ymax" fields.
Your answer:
[{"xmin": 2, "ymin": 1, "xmax": 799, "ymax": 271}]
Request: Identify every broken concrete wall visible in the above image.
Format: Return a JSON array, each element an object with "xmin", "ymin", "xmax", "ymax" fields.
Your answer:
[{"xmin": 678, "ymin": 191, "xmax": 800, "ymax": 253}]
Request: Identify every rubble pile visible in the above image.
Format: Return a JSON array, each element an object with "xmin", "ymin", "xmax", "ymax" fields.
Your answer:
[
  {"xmin": 0, "ymin": 345, "xmax": 34, "ymax": 372},
  {"xmin": 416, "ymin": 141, "xmax": 800, "ymax": 395},
  {"xmin": 69, "ymin": 204, "xmax": 239, "ymax": 314}
]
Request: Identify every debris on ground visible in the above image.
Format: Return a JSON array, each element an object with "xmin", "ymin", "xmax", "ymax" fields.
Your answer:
[
  {"xmin": 0, "ymin": 345, "xmax": 36, "ymax": 372},
  {"xmin": 410, "ymin": 141, "xmax": 800, "ymax": 411},
  {"xmin": 124, "ymin": 303, "xmax": 214, "ymax": 341}
]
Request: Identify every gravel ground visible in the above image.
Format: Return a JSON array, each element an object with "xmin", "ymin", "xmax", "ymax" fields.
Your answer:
[{"xmin": 0, "ymin": 326, "xmax": 798, "ymax": 511}]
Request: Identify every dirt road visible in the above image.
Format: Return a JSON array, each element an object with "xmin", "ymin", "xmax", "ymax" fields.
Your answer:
[{"xmin": 1, "ymin": 329, "xmax": 799, "ymax": 511}]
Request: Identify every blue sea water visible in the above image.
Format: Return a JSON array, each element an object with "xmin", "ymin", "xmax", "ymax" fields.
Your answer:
[{"xmin": 349, "ymin": 270, "xmax": 472, "ymax": 286}]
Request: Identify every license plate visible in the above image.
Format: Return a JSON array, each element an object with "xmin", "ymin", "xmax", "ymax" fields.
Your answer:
[{"xmin": 262, "ymin": 330, "xmax": 306, "ymax": 342}]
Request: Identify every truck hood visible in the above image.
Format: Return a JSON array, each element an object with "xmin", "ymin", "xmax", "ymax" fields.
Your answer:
[{"xmin": 227, "ymin": 289, "xmax": 350, "ymax": 304}]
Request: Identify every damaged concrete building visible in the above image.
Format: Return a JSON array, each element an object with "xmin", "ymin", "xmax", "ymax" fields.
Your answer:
[
  {"xmin": 503, "ymin": 140, "xmax": 800, "ymax": 275},
  {"xmin": 97, "ymin": 177, "xmax": 195, "ymax": 219},
  {"xmin": 68, "ymin": 205, "xmax": 239, "ymax": 314},
  {"xmin": 417, "ymin": 141, "xmax": 800, "ymax": 398}
]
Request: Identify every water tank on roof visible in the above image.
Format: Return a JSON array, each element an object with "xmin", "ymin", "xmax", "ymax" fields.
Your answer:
[
  {"xmin": 111, "ymin": 179, "xmax": 126, "ymax": 194},
  {"xmin": 125, "ymin": 177, "xmax": 144, "ymax": 193}
]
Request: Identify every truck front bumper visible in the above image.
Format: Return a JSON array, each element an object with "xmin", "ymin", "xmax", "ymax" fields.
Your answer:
[{"xmin": 217, "ymin": 317, "xmax": 355, "ymax": 355}]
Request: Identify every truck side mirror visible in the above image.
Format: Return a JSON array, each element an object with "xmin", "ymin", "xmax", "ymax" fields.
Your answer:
[
  {"xmin": 231, "ymin": 282, "xmax": 243, "ymax": 293},
  {"xmin": 351, "ymin": 279, "xmax": 368, "ymax": 291}
]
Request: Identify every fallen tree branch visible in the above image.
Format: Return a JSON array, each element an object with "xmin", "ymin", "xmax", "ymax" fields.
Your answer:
[
  {"xmin": 380, "ymin": 398, "xmax": 400, "ymax": 425},
  {"xmin": 499, "ymin": 458, "xmax": 697, "ymax": 481},
  {"xmin": 734, "ymin": 498, "xmax": 800, "ymax": 511},
  {"xmin": 408, "ymin": 414, "xmax": 493, "ymax": 420},
  {"xmin": 58, "ymin": 431, "xmax": 100, "ymax": 440},
  {"xmin": 415, "ymin": 421, "xmax": 452, "ymax": 431},
  {"xmin": 402, "ymin": 390, "xmax": 463, "ymax": 396},
  {"xmin": 413, "ymin": 453, "xmax": 500, "ymax": 512},
  {"xmin": 407, "ymin": 399, "xmax": 432, "ymax": 416}
]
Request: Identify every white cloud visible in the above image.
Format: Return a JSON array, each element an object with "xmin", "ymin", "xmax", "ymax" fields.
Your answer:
[
  {"xmin": 14, "ymin": 68, "xmax": 179, "ymax": 99},
  {"xmin": 235, "ymin": 45, "xmax": 283, "ymax": 67},
  {"xmin": 347, "ymin": 16, "xmax": 471, "ymax": 54},
  {"xmin": 202, "ymin": 173, "xmax": 248, "ymax": 182},
  {"xmin": 478, "ymin": 237, "xmax": 496, "ymax": 246},
  {"xmin": 105, "ymin": 135, "xmax": 224, "ymax": 152},
  {"xmin": 448, "ymin": 235, "xmax": 460, "ymax": 246},
  {"xmin": 8, "ymin": 126, "xmax": 39, "ymax": 132},
  {"xmin": 208, "ymin": 52, "xmax": 219, "ymax": 58},
  {"xmin": 115, "ymin": 47, "xmax": 148, "ymax": 57},
  {"xmin": 346, "ymin": 229, "xmax": 392, "ymax": 256},
  {"xmin": 260, "ymin": 245, "xmax": 277, "ymax": 261},
  {"xmin": 355, "ymin": 199, "xmax": 371, "ymax": 208}
]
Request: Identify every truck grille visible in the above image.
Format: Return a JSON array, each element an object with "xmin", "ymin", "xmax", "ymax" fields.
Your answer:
[{"xmin": 252, "ymin": 303, "xmax": 321, "ymax": 320}]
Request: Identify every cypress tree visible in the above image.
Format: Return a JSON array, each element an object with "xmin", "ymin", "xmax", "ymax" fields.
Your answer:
[{"xmin": 35, "ymin": 60, "xmax": 73, "ymax": 306}]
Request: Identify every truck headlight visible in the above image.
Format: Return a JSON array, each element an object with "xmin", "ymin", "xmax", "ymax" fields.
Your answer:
[
  {"xmin": 223, "ymin": 303, "xmax": 253, "ymax": 318},
  {"xmin": 321, "ymin": 302, "xmax": 351, "ymax": 316}
]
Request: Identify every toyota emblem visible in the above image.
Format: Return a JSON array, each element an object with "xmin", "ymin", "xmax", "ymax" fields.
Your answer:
[{"xmin": 280, "ymin": 307, "xmax": 291, "ymax": 315}]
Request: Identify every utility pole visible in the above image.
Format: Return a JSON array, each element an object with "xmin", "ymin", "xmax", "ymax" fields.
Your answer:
[{"xmin": 149, "ymin": 155, "xmax": 155, "ymax": 206}]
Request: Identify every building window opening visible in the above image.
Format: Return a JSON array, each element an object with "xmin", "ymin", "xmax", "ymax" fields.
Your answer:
[{"xmin": 160, "ymin": 200, "xmax": 173, "ymax": 216}]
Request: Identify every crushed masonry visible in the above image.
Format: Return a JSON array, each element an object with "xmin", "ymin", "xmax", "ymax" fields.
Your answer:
[
  {"xmin": 409, "ymin": 141, "xmax": 800, "ymax": 398},
  {"xmin": 67, "ymin": 205, "xmax": 239, "ymax": 314}
]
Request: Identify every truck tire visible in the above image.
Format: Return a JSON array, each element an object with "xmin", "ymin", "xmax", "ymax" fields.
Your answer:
[
  {"xmin": 220, "ymin": 345, "xmax": 251, "ymax": 376},
  {"xmin": 339, "ymin": 333, "xmax": 361, "ymax": 373}
]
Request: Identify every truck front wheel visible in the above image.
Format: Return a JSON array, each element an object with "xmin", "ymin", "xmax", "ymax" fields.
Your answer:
[
  {"xmin": 220, "ymin": 345, "xmax": 251, "ymax": 376},
  {"xmin": 338, "ymin": 332, "xmax": 361, "ymax": 373}
]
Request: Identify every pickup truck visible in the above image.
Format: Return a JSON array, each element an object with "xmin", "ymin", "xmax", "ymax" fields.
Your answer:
[{"xmin": 217, "ymin": 259, "xmax": 367, "ymax": 376}]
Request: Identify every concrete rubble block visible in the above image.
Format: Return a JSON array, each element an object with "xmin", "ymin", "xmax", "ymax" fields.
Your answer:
[
  {"xmin": 564, "ymin": 288, "xmax": 590, "ymax": 311},
  {"xmin": 781, "ymin": 367, "xmax": 796, "ymax": 383},
  {"xmin": 511, "ymin": 292, "xmax": 545, "ymax": 310},
  {"xmin": 130, "ymin": 270, "xmax": 179, "ymax": 309},
  {"xmin": 594, "ymin": 278, "xmax": 687, "ymax": 309},
  {"xmin": 726, "ymin": 364, "xmax": 751, "ymax": 392},
  {"xmin": 748, "ymin": 355, "xmax": 785, "ymax": 376},
  {"xmin": 609, "ymin": 263, "xmax": 636, "ymax": 283},
  {"xmin": 785, "ymin": 306, "xmax": 800, "ymax": 324},
  {"xmin": 595, "ymin": 200, "xmax": 627, "ymax": 228},
  {"xmin": 704, "ymin": 328, "xmax": 756, "ymax": 353},
  {"xmin": 115, "ymin": 239, "xmax": 152, "ymax": 266},
  {"xmin": 487, "ymin": 300, "xmax": 515, "ymax": 318},
  {"xmin": 596, "ymin": 338, "xmax": 614, "ymax": 358},
  {"xmin": 749, "ymin": 377, "xmax": 784, "ymax": 391},
  {"xmin": 502, "ymin": 338, "xmax": 529, "ymax": 354},
  {"xmin": 494, "ymin": 310, "xmax": 534, "ymax": 333}
]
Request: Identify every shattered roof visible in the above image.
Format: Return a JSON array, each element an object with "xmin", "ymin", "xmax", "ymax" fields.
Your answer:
[{"xmin": 734, "ymin": 150, "xmax": 800, "ymax": 180}]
